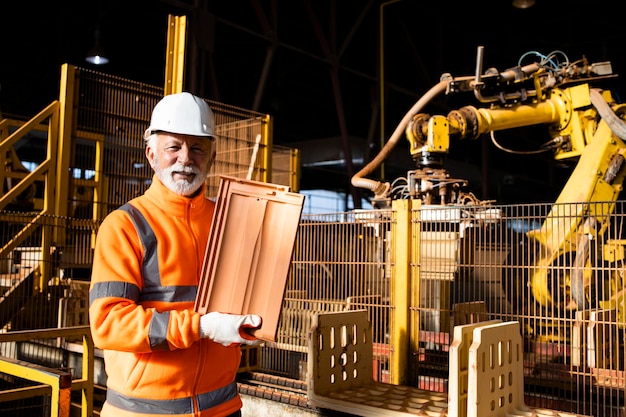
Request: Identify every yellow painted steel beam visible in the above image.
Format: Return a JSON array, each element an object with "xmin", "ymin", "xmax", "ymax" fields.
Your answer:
[
  {"xmin": 77, "ymin": 331, "xmax": 95, "ymax": 417},
  {"xmin": 0, "ymin": 326, "xmax": 94, "ymax": 417},
  {"xmin": 164, "ymin": 15, "xmax": 187, "ymax": 95},
  {"xmin": 289, "ymin": 147, "xmax": 301, "ymax": 192},
  {"xmin": 389, "ymin": 198, "xmax": 420, "ymax": 385},
  {"xmin": 0, "ymin": 384, "xmax": 52, "ymax": 402},
  {"xmin": 57, "ymin": 64, "xmax": 74, "ymax": 219},
  {"xmin": 0, "ymin": 357, "xmax": 72, "ymax": 417},
  {"xmin": 261, "ymin": 114, "xmax": 272, "ymax": 183}
]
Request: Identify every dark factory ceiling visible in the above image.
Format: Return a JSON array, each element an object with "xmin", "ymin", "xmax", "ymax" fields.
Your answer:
[{"xmin": 2, "ymin": 0, "xmax": 625, "ymax": 205}]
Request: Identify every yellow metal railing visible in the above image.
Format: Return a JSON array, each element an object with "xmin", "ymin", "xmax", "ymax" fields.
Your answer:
[
  {"xmin": 0, "ymin": 356, "xmax": 72, "ymax": 417},
  {"xmin": 0, "ymin": 102, "xmax": 58, "ymax": 215},
  {"xmin": 0, "ymin": 101, "xmax": 61, "ymax": 291},
  {"xmin": 0, "ymin": 325, "xmax": 94, "ymax": 417}
]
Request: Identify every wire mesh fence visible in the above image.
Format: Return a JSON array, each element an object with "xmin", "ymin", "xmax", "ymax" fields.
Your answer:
[
  {"xmin": 74, "ymin": 68, "xmax": 275, "ymax": 219},
  {"xmin": 2, "ymin": 201, "xmax": 626, "ymax": 415},
  {"xmin": 260, "ymin": 201, "xmax": 626, "ymax": 416}
]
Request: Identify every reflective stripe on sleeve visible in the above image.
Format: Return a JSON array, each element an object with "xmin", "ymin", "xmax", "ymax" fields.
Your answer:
[
  {"xmin": 89, "ymin": 281, "xmax": 140, "ymax": 306},
  {"xmin": 141, "ymin": 285, "xmax": 197, "ymax": 303},
  {"xmin": 89, "ymin": 282, "xmax": 196, "ymax": 304},
  {"xmin": 149, "ymin": 310, "xmax": 170, "ymax": 350}
]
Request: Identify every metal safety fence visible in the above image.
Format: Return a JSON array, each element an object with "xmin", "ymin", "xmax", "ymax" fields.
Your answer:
[
  {"xmin": 1, "ymin": 201, "xmax": 626, "ymax": 416},
  {"xmin": 72, "ymin": 67, "xmax": 277, "ymax": 219},
  {"xmin": 263, "ymin": 200, "xmax": 626, "ymax": 417}
]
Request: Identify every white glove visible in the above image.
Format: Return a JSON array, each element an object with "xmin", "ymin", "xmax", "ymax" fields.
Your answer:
[{"xmin": 200, "ymin": 312, "xmax": 262, "ymax": 347}]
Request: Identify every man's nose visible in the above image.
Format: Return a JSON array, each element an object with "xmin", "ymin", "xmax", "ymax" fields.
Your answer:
[{"xmin": 177, "ymin": 146, "xmax": 192, "ymax": 164}]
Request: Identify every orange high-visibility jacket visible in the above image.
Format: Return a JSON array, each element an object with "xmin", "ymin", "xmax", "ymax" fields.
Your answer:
[{"xmin": 89, "ymin": 176, "xmax": 242, "ymax": 417}]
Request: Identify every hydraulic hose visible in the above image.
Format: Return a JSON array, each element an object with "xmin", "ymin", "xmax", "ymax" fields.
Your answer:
[
  {"xmin": 351, "ymin": 79, "xmax": 449, "ymax": 197},
  {"xmin": 590, "ymin": 88, "xmax": 626, "ymax": 140}
]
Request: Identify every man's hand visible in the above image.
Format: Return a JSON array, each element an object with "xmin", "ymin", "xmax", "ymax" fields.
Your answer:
[{"xmin": 200, "ymin": 312, "xmax": 262, "ymax": 347}]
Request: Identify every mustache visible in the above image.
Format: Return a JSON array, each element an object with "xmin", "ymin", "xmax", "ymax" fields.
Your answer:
[{"xmin": 170, "ymin": 163, "xmax": 201, "ymax": 175}]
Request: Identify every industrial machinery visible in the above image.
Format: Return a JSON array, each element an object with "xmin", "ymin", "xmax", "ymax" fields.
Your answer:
[{"xmin": 352, "ymin": 46, "xmax": 626, "ymax": 328}]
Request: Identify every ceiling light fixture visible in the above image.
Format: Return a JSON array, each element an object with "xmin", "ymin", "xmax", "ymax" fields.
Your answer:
[
  {"xmin": 85, "ymin": 28, "xmax": 109, "ymax": 65},
  {"xmin": 512, "ymin": 0, "xmax": 535, "ymax": 8}
]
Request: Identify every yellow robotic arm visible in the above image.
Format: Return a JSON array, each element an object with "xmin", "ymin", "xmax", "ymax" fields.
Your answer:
[{"xmin": 352, "ymin": 46, "xmax": 626, "ymax": 315}]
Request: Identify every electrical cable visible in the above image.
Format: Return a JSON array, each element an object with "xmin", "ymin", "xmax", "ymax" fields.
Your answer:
[{"xmin": 490, "ymin": 131, "xmax": 554, "ymax": 155}]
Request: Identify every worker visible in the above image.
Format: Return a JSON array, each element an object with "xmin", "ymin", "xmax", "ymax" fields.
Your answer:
[{"xmin": 89, "ymin": 92, "xmax": 262, "ymax": 417}]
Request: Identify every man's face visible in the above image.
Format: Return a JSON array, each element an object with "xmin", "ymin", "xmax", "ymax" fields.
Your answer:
[{"xmin": 146, "ymin": 132, "xmax": 215, "ymax": 196}]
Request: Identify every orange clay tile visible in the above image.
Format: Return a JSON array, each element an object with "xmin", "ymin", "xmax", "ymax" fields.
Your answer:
[{"xmin": 195, "ymin": 175, "xmax": 305, "ymax": 342}]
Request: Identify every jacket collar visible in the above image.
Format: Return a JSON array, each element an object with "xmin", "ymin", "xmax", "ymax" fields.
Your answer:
[{"xmin": 144, "ymin": 174, "xmax": 210, "ymax": 218}]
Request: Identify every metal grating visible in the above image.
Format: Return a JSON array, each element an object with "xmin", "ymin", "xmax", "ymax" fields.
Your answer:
[
  {"xmin": 209, "ymin": 115, "xmax": 269, "ymax": 196},
  {"xmin": 263, "ymin": 209, "xmax": 393, "ymax": 382},
  {"xmin": 73, "ymin": 68, "xmax": 275, "ymax": 219},
  {"xmin": 259, "ymin": 200, "xmax": 626, "ymax": 416},
  {"xmin": 1, "ymin": 201, "xmax": 626, "ymax": 415},
  {"xmin": 0, "ymin": 213, "xmax": 98, "ymax": 332},
  {"xmin": 272, "ymin": 145, "xmax": 300, "ymax": 192}
]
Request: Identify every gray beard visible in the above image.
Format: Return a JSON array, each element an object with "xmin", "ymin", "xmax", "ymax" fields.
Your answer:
[{"xmin": 154, "ymin": 162, "xmax": 206, "ymax": 196}]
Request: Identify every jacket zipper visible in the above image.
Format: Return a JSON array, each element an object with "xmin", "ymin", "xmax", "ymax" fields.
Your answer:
[{"xmin": 189, "ymin": 199, "xmax": 204, "ymax": 416}]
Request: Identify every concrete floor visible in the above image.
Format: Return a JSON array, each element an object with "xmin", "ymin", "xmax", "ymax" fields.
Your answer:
[{"xmin": 241, "ymin": 394, "xmax": 320, "ymax": 416}]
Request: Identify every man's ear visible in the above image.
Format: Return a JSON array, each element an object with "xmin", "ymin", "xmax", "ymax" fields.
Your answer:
[{"xmin": 145, "ymin": 145, "xmax": 156, "ymax": 169}]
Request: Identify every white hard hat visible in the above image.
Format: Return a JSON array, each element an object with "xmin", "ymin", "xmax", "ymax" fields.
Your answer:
[{"xmin": 143, "ymin": 92, "xmax": 215, "ymax": 139}]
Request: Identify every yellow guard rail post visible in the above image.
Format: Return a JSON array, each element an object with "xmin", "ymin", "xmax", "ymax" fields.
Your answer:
[
  {"xmin": 164, "ymin": 15, "xmax": 187, "ymax": 95},
  {"xmin": 0, "ymin": 325, "xmax": 94, "ymax": 417}
]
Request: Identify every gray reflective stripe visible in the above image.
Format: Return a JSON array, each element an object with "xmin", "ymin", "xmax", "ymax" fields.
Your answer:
[
  {"xmin": 141, "ymin": 285, "xmax": 197, "ymax": 303},
  {"xmin": 119, "ymin": 203, "xmax": 161, "ymax": 288},
  {"xmin": 88, "ymin": 282, "xmax": 196, "ymax": 305},
  {"xmin": 106, "ymin": 382, "xmax": 238, "ymax": 414},
  {"xmin": 106, "ymin": 388, "xmax": 193, "ymax": 414},
  {"xmin": 149, "ymin": 310, "xmax": 170, "ymax": 350},
  {"xmin": 197, "ymin": 382, "xmax": 239, "ymax": 411},
  {"xmin": 89, "ymin": 281, "xmax": 140, "ymax": 306},
  {"xmin": 118, "ymin": 203, "xmax": 197, "ymax": 303}
]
